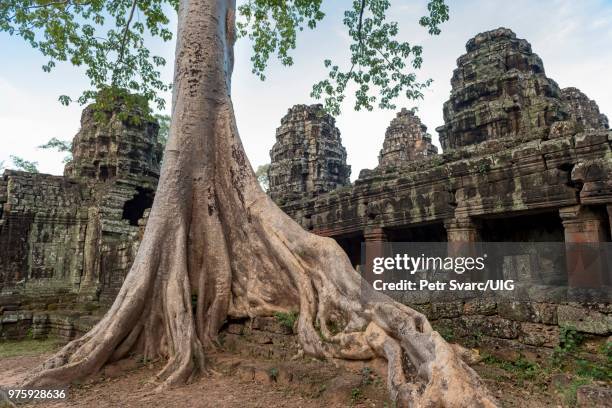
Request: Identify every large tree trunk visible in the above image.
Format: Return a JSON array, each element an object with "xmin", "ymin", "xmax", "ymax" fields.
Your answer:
[{"xmin": 23, "ymin": 0, "xmax": 498, "ymax": 406}]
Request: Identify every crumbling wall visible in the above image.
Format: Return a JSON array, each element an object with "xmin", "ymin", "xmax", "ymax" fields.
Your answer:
[
  {"xmin": 0, "ymin": 171, "xmax": 87, "ymax": 295},
  {"xmin": 0, "ymin": 99, "xmax": 162, "ymax": 340}
]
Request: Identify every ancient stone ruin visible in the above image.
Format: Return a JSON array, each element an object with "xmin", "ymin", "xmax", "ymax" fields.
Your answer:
[
  {"xmin": 268, "ymin": 104, "xmax": 351, "ymax": 205},
  {"xmin": 1, "ymin": 28, "xmax": 610, "ymax": 362},
  {"xmin": 270, "ymin": 28, "xmax": 612, "ymax": 356},
  {"xmin": 0, "ymin": 99, "xmax": 162, "ymax": 339},
  {"xmin": 436, "ymin": 28, "xmax": 569, "ymax": 150},
  {"xmin": 561, "ymin": 87, "xmax": 610, "ymax": 131},
  {"xmin": 378, "ymin": 108, "xmax": 438, "ymax": 167}
]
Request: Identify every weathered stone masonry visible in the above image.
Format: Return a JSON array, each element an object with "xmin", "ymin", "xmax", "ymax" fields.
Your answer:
[
  {"xmin": 0, "ymin": 102, "xmax": 161, "ymax": 340},
  {"xmin": 271, "ymin": 28, "xmax": 612, "ymax": 357},
  {"xmin": 268, "ymin": 104, "xmax": 351, "ymax": 206}
]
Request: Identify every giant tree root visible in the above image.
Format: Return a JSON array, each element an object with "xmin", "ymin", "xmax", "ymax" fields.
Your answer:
[
  {"xmin": 21, "ymin": 0, "xmax": 498, "ymax": 405},
  {"xmin": 21, "ymin": 185, "xmax": 498, "ymax": 406}
]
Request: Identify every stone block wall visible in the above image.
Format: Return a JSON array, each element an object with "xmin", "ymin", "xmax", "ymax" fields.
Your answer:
[
  {"xmin": 0, "ymin": 171, "xmax": 88, "ymax": 294},
  {"xmin": 0, "ymin": 98, "xmax": 161, "ymax": 340}
]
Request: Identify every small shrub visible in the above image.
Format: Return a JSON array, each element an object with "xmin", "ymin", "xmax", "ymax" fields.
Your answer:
[
  {"xmin": 274, "ymin": 311, "xmax": 298, "ymax": 330},
  {"xmin": 268, "ymin": 367, "xmax": 279, "ymax": 381},
  {"xmin": 482, "ymin": 354, "xmax": 541, "ymax": 384},
  {"xmin": 437, "ymin": 326, "xmax": 455, "ymax": 342},
  {"xmin": 350, "ymin": 387, "xmax": 363, "ymax": 404},
  {"xmin": 464, "ymin": 330, "xmax": 483, "ymax": 348},
  {"xmin": 326, "ymin": 320, "xmax": 343, "ymax": 335},
  {"xmin": 360, "ymin": 366, "xmax": 373, "ymax": 386},
  {"xmin": 476, "ymin": 161, "xmax": 491, "ymax": 174},
  {"xmin": 552, "ymin": 326, "xmax": 584, "ymax": 367}
]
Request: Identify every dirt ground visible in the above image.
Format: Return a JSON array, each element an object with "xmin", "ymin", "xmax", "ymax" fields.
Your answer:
[{"xmin": 0, "ymin": 339, "xmax": 603, "ymax": 407}]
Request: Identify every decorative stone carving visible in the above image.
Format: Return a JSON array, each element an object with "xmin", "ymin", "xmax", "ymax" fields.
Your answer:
[
  {"xmin": 378, "ymin": 108, "xmax": 438, "ymax": 167},
  {"xmin": 436, "ymin": 27, "xmax": 568, "ymax": 150},
  {"xmin": 268, "ymin": 104, "xmax": 351, "ymax": 205}
]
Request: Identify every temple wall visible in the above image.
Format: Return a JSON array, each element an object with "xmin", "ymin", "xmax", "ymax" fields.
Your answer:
[
  {"xmin": 1, "ymin": 98, "xmax": 160, "ymax": 340},
  {"xmin": 272, "ymin": 28, "xmax": 612, "ymax": 355},
  {"xmin": 0, "ymin": 171, "xmax": 88, "ymax": 295}
]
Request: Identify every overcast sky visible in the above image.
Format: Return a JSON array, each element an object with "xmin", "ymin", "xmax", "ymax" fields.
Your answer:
[{"xmin": 1, "ymin": 0, "xmax": 611, "ymax": 179}]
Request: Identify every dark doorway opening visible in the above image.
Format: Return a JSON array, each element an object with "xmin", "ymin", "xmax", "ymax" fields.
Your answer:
[
  {"xmin": 479, "ymin": 211, "xmax": 564, "ymax": 242},
  {"xmin": 334, "ymin": 233, "xmax": 363, "ymax": 268},
  {"xmin": 122, "ymin": 187, "xmax": 154, "ymax": 226}
]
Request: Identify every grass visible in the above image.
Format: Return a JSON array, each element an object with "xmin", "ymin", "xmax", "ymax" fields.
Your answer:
[
  {"xmin": 482, "ymin": 354, "xmax": 543, "ymax": 385},
  {"xmin": 0, "ymin": 338, "xmax": 62, "ymax": 358},
  {"xmin": 480, "ymin": 336, "xmax": 612, "ymax": 406}
]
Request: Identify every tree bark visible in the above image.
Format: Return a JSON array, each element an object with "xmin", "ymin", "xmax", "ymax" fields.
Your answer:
[{"xmin": 23, "ymin": 0, "xmax": 498, "ymax": 406}]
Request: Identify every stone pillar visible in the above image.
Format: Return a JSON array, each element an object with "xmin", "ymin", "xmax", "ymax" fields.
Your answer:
[
  {"xmin": 607, "ymin": 204, "xmax": 612, "ymax": 238},
  {"xmin": 444, "ymin": 217, "xmax": 480, "ymax": 242},
  {"xmin": 362, "ymin": 228, "xmax": 387, "ymax": 290},
  {"xmin": 559, "ymin": 205, "xmax": 608, "ymax": 288},
  {"xmin": 444, "ymin": 217, "xmax": 483, "ymax": 280}
]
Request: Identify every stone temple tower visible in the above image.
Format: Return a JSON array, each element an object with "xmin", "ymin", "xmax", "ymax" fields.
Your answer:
[
  {"xmin": 560, "ymin": 87, "xmax": 609, "ymax": 131},
  {"xmin": 64, "ymin": 102, "xmax": 162, "ymax": 182},
  {"xmin": 435, "ymin": 28, "xmax": 569, "ymax": 150},
  {"xmin": 268, "ymin": 104, "xmax": 351, "ymax": 205},
  {"xmin": 378, "ymin": 108, "xmax": 438, "ymax": 167}
]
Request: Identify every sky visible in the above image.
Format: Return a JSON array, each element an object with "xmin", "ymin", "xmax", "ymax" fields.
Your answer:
[{"xmin": 1, "ymin": 0, "xmax": 611, "ymax": 179}]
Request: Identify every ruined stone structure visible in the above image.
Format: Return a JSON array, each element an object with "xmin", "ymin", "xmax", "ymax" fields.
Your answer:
[
  {"xmin": 268, "ymin": 104, "xmax": 351, "ymax": 205},
  {"xmin": 378, "ymin": 108, "xmax": 438, "ymax": 167},
  {"xmin": 0, "ymin": 100, "xmax": 161, "ymax": 339},
  {"xmin": 1, "ymin": 28, "xmax": 610, "ymax": 359},
  {"xmin": 436, "ymin": 28, "xmax": 569, "ymax": 150},
  {"xmin": 270, "ymin": 28, "xmax": 612, "ymax": 355},
  {"xmin": 561, "ymin": 87, "xmax": 610, "ymax": 131}
]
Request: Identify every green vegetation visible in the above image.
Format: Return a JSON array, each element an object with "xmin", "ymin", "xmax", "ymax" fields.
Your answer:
[
  {"xmin": 476, "ymin": 161, "xmax": 491, "ymax": 175},
  {"xmin": 360, "ymin": 366, "xmax": 373, "ymax": 386},
  {"xmin": 2, "ymin": 1, "xmax": 449, "ymax": 116},
  {"xmin": 350, "ymin": 387, "xmax": 363, "ymax": 404},
  {"xmin": 552, "ymin": 325, "xmax": 585, "ymax": 366},
  {"xmin": 561, "ymin": 377, "xmax": 591, "ymax": 407},
  {"xmin": 0, "ymin": 0, "xmax": 176, "ymax": 110},
  {"xmin": 436, "ymin": 325, "xmax": 455, "ymax": 342},
  {"xmin": 154, "ymin": 113, "xmax": 171, "ymax": 147},
  {"xmin": 482, "ymin": 354, "xmax": 541, "ymax": 384},
  {"xmin": 0, "ymin": 338, "xmax": 62, "ymax": 359},
  {"xmin": 90, "ymin": 87, "xmax": 154, "ymax": 125},
  {"xmin": 39, "ymin": 137, "xmax": 73, "ymax": 164},
  {"xmin": 9, "ymin": 155, "xmax": 38, "ymax": 173},
  {"xmin": 274, "ymin": 311, "xmax": 298, "ymax": 331},
  {"xmin": 480, "ymin": 329, "xmax": 612, "ymax": 405},
  {"xmin": 268, "ymin": 367, "xmax": 279, "ymax": 381}
]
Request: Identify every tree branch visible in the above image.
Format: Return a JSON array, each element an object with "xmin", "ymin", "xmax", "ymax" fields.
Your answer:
[
  {"xmin": 116, "ymin": 0, "xmax": 138, "ymax": 68},
  {"xmin": 357, "ymin": 0, "xmax": 365, "ymax": 57}
]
